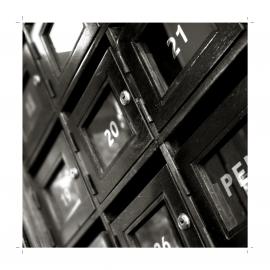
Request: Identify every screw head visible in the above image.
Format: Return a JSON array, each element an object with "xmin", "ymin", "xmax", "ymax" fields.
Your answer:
[
  {"xmin": 32, "ymin": 74, "xmax": 41, "ymax": 87},
  {"xmin": 70, "ymin": 168, "xmax": 79, "ymax": 179},
  {"xmin": 177, "ymin": 213, "xmax": 191, "ymax": 230},
  {"xmin": 119, "ymin": 90, "xmax": 131, "ymax": 106}
]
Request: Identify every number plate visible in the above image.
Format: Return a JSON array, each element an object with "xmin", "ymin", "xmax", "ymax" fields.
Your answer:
[
  {"xmin": 140, "ymin": 23, "xmax": 216, "ymax": 91},
  {"xmin": 48, "ymin": 160, "xmax": 82, "ymax": 229},
  {"xmin": 201, "ymin": 123, "xmax": 247, "ymax": 232},
  {"xmin": 86, "ymin": 88, "xmax": 133, "ymax": 169},
  {"xmin": 133, "ymin": 205, "xmax": 182, "ymax": 247}
]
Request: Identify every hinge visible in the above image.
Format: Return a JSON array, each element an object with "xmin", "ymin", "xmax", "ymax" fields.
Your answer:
[
  {"xmin": 102, "ymin": 213, "xmax": 110, "ymax": 224},
  {"xmin": 69, "ymin": 132, "xmax": 79, "ymax": 153},
  {"xmin": 45, "ymin": 229, "xmax": 56, "ymax": 247},
  {"xmin": 113, "ymin": 234, "xmax": 122, "ymax": 247},
  {"xmin": 136, "ymin": 98, "xmax": 153, "ymax": 123},
  {"xmin": 59, "ymin": 112, "xmax": 79, "ymax": 153},
  {"xmin": 160, "ymin": 143, "xmax": 190, "ymax": 196},
  {"xmin": 45, "ymin": 79, "xmax": 56, "ymax": 98},
  {"xmin": 59, "ymin": 112, "xmax": 68, "ymax": 126},
  {"xmin": 31, "ymin": 190, "xmax": 41, "ymax": 209},
  {"xmin": 116, "ymin": 50, "xmax": 130, "ymax": 74},
  {"xmin": 30, "ymin": 42, "xmax": 41, "ymax": 60},
  {"xmin": 76, "ymin": 153, "xmax": 97, "ymax": 195},
  {"xmin": 85, "ymin": 174, "xmax": 97, "ymax": 195}
]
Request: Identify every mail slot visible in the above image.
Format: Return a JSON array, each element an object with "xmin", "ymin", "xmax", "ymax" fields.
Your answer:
[
  {"xmin": 118, "ymin": 23, "xmax": 244, "ymax": 131},
  {"xmin": 111, "ymin": 166, "xmax": 204, "ymax": 247},
  {"xmin": 23, "ymin": 44, "xmax": 54, "ymax": 163},
  {"xmin": 28, "ymin": 23, "xmax": 99, "ymax": 102},
  {"xmin": 89, "ymin": 232, "xmax": 113, "ymax": 247},
  {"xmin": 36, "ymin": 131, "xmax": 95, "ymax": 246},
  {"xmin": 68, "ymin": 48, "xmax": 153, "ymax": 202}
]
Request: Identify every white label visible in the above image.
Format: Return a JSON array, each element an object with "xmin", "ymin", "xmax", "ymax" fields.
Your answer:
[
  {"xmin": 153, "ymin": 236, "xmax": 171, "ymax": 248},
  {"xmin": 220, "ymin": 155, "xmax": 248, "ymax": 197},
  {"xmin": 167, "ymin": 24, "xmax": 188, "ymax": 59},
  {"xmin": 104, "ymin": 120, "xmax": 120, "ymax": 147}
]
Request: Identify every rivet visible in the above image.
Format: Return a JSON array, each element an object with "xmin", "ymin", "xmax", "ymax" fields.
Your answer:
[
  {"xmin": 70, "ymin": 168, "xmax": 79, "ymax": 179},
  {"xmin": 32, "ymin": 74, "xmax": 41, "ymax": 86},
  {"xmin": 177, "ymin": 213, "xmax": 191, "ymax": 230},
  {"xmin": 119, "ymin": 90, "xmax": 131, "ymax": 106}
]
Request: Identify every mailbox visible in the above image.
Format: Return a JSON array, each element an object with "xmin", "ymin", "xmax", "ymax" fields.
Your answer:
[
  {"xmin": 28, "ymin": 23, "xmax": 99, "ymax": 103},
  {"xmin": 35, "ymin": 131, "xmax": 95, "ymax": 246},
  {"xmin": 68, "ymin": 48, "xmax": 153, "ymax": 202},
  {"xmin": 111, "ymin": 166, "xmax": 204, "ymax": 247},
  {"xmin": 174, "ymin": 77, "xmax": 247, "ymax": 246},
  {"xmin": 118, "ymin": 23, "xmax": 244, "ymax": 130},
  {"xmin": 23, "ymin": 44, "xmax": 55, "ymax": 163}
]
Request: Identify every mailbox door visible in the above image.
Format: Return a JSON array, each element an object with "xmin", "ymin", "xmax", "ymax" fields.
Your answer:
[
  {"xmin": 119, "ymin": 23, "xmax": 244, "ymax": 131},
  {"xmin": 69, "ymin": 48, "xmax": 153, "ymax": 202},
  {"xmin": 36, "ymin": 131, "xmax": 95, "ymax": 246},
  {"xmin": 112, "ymin": 166, "xmax": 204, "ymax": 247},
  {"xmin": 29, "ymin": 23, "xmax": 99, "ymax": 102},
  {"xmin": 175, "ymin": 77, "xmax": 247, "ymax": 246},
  {"xmin": 23, "ymin": 44, "xmax": 54, "ymax": 163}
]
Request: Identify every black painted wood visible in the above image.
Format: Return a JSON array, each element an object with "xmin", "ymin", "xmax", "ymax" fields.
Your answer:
[{"xmin": 118, "ymin": 23, "xmax": 244, "ymax": 132}]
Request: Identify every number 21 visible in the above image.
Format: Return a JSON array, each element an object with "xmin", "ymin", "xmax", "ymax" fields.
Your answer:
[{"xmin": 167, "ymin": 24, "xmax": 188, "ymax": 59}]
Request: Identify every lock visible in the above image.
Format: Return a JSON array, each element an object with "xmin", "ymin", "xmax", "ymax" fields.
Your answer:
[
  {"xmin": 177, "ymin": 213, "xmax": 190, "ymax": 230},
  {"xmin": 119, "ymin": 90, "xmax": 131, "ymax": 106},
  {"xmin": 69, "ymin": 167, "xmax": 79, "ymax": 179},
  {"xmin": 32, "ymin": 74, "xmax": 41, "ymax": 87}
]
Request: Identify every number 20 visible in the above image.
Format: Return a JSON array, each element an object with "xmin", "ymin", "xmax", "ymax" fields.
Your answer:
[{"xmin": 104, "ymin": 121, "xmax": 119, "ymax": 147}]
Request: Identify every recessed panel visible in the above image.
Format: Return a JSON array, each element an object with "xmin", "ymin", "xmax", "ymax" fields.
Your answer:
[
  {"xmin": 133, "ymin": 205, "xmax": 182, "ymax": 248},
  {"xmin": 37, "ymin": 132, "xmax": 95, "ymax": 245},
  {"xmin": 47, "ymin": 159, "xmax": 82, "ymax": 230},
  {"xmin": 23, "ymin": 85, "xmax": 40, "ymax": 141},
  {"xmin": 46, "ymin": 23, "xmax": 84, "ymax": 70},
  {"xmin": 201, "ymin": 123, "xmax": 247, "ymax": 233},
  {"xmin": 23, "ymin": 44, "xmax": 54, "ymax": 163},
  {"xmin": 86, "ymin": 87, "xmax": 133, "ymax": 169},
  {"xmin": 140, "ymin": 23, "xmax": 216, "ymax": 93}
]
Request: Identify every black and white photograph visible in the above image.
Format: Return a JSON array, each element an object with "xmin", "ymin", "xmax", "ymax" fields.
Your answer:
[
  {"xmin": 1, "ymin": 0, "xmax": 270, "ymax": 268},
  {"xmin": 22, "ymin": 22, "xmax": 247, "ymax": 248}
]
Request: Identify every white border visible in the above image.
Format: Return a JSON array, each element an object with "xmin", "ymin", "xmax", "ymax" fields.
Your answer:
[{"xmin": 1, "ymin": 0, "xmax": 270, "ymax": 268}]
